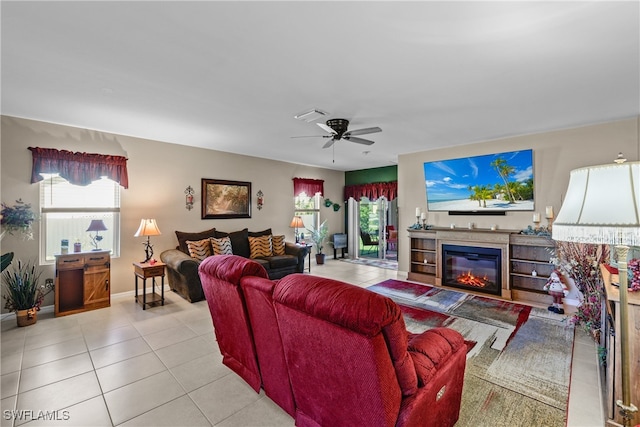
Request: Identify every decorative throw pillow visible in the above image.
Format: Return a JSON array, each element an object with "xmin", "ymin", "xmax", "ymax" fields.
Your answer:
[
  {"xmin": 272, "ymin": 235, "xmax": 286, "ymax": 256},
  {"xmin": 210, "ymin": 236, "xmax": 233, "ymax": 255},
  {"xmin": 176, "ymin": 227, "xmax": 216, "ymax": 254},
  {"xmin": 186, "ymin": 238, "xmax": 212, "ymax": 262},
  {"xmin": 249, "ymin": 235, "xmax": 272, "ymax": 259}
]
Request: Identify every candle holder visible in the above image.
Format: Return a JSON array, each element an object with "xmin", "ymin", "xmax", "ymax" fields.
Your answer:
[
  {"xmin": 421, "ymin": 218, "xmax": 427, "ymax": 229},
  {"xmin": 415, "ymin": 215, "xmax": 421, "ymax": 227}
]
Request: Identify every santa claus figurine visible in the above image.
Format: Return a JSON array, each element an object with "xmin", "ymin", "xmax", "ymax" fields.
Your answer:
[{"xmin": 543, "ymin": 270, "xmax": 569, "ymax": 314}]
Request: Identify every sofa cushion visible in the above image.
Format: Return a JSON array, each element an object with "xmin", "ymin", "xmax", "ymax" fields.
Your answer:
[
  {"xmin": 266, "ymin": 255, "xmax": 298, "ymax": 270},
  {"xmin": 186, "ymin": 238, "xmax": 212, "ymax": 262},
  {"xmin": 176, "ymin": 227, "xmax": 216, "ymax": 254},
  {"xmin": 248, "ymin": 228, "xmax": 272, "ymax": 237},
  {"xmin": 251, "ymin": 258, "xmax": 270, "ymax": 270},
  {"xmin": 249, "ymin": 235, "xmax": 273, "ymax": 258},
  {"xmin": 272, "ymin": 235, "xmax": 286, "ymax": 256},
  {"xmin": 216, "ymin": 228, "xmax": 250, "ymax": 258},
  {"xmin": 211, "ymin": 236, "xmax": 233, "ymax": 255}
]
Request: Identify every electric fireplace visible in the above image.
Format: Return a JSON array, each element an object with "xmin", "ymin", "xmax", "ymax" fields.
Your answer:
[{"xmin": 442, "ymin": 244, "xmax": 502, "ymax": 296}]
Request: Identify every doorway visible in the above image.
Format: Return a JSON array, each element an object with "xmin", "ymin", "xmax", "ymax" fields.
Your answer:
[{"xmin": 354, "ymin": 197, "xmax": 397, "ymax": 262}]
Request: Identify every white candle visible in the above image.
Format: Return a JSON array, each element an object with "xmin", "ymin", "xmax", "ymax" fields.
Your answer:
[
  {"xmin": 533, "ymin": 213, "xmax": 541, "ymax": 223},
  {"xmin": 415, "ymin": 207, "xmax": 421, "ymax": 217},
  {"xmin": 545, "ymin": 206, "xmax": 554, "ymax": 218},
  {"xmin": 420, "ymin": 212, "xmax": 426, "ymax": 220}
]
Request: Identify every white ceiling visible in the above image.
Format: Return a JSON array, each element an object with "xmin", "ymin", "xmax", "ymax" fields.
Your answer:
[{"xmin": 2, "ymin": 1, "xmax": 639, "ymax": 171}]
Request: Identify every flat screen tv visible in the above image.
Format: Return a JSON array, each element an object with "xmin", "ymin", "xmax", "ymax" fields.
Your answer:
[{"xmin": 423, "ymin": 149, "xmax": 534, "ymax": 212}]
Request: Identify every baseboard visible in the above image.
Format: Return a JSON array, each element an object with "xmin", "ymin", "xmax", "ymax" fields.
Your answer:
[{"xmin": 0, "ymin": 285, "xmax": 173, "ymax": 321}]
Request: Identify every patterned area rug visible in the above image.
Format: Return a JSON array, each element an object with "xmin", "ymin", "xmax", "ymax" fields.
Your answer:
[
  {"xmin": 368, "ymin": 279, "xmax": 575, "ymax": 427},
  {"xmin": 339, "ymin": 257, "xmax": 398, "ymax": 270}
]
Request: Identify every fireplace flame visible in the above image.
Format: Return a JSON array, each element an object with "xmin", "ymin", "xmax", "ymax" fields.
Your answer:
[{"xmin": 456, "ymin": 271, "xmax": 490, "ymax": 288}]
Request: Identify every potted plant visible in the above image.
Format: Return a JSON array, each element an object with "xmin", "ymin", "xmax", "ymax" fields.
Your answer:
[
  {"xmin": 1, "ymin": 199, "xmax": 36, "ymax": 239},
  {"xmin": 1, "ymin": 199, "xmax": 37, "ymax": 274},
  {"xmin": 307, "ymin": 220, "xmax": 329, "ymax": 265},
  {"xmin": 2, "ymin": 259, "xmax": 53, "ymax": 327}
]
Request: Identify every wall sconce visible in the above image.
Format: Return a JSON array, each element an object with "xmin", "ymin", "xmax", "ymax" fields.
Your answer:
[
  {"xmin": 185, "ymin": 186, "xmax": 194, "ymax": 211},
  {"xmin": 257, "ymin": 190, "xmax": 264, "ymax": 210}
]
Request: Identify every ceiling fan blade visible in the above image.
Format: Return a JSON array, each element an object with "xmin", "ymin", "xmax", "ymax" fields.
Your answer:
[
  {"xmin": 317, "ymin": 123, "xmax": 337, "ymax": 135},
  {"xmin": 344, "ymin": 126, "xmax": 382, "ymax": 137},
  {"xmin": 322, "ymin": 139, "xmax": 336, "ymax": 149},
  {"xmin": 290, "ymin": 135, "xmax": 326, "ymax": 138},
  {"xmin": 344, "ymin": 136, "xmax": 375, "ymax": 145}
]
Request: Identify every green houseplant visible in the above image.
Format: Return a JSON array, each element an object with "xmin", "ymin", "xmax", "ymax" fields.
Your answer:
[
  {"xmin": 2, "ymin": 259, "xmax": 53, "ymax": 326},
  {"xmin": 307, "ymin": 220, "xmax": 329, "ymax": 264},
  {"xmin": 1, "ymin": 199, "xmax": 37, "ymax": 274}
]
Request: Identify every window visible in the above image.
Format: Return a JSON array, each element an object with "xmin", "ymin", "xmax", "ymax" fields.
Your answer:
[
  {"xmin": 294, "ymin": 192, "xmax": 321, "ymax": 240},
  {"xmin": 40, "ymin": 174, "xmax": 121, "ymax": 262}
]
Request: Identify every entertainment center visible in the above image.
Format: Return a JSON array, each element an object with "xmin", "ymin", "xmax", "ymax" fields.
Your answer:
[{"xmin": 408, "ymin": 228, "xmax": 555, "ymax": 305}]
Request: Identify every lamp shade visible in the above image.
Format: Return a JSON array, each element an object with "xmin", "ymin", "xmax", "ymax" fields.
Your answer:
[
  {"xmin": 289, "ymin": 216, "xmax": 305, "ymax": 228},
  {"xmin": 134, "ymin": 219, "xmax": 162, "ymax": 237},
  {"xmin": 86, "ymin": 219, "xmax": 108, "ymax": 232},
  {"xmin": 552, "ymin": 161, "xmax": 640, "ymax": 245}
]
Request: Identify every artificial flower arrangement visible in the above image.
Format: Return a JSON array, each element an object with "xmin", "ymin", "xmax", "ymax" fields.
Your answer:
[{"xmin": 550, "ymin": 241, "xmax": 610, "ymax": 338}]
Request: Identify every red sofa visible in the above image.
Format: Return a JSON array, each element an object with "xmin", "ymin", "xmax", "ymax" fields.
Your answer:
[{"xmin": 199, "ymin": 255, "xmax": 466, "ymax": 427}]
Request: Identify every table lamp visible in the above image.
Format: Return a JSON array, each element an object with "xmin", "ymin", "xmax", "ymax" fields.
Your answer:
[
  {"xmin": 552, "ymin": 155, "xmax": 639, "ymax": 426},
  {"xmin": 289, "ymin": 216, "xmax": 304, "ymax": 243},
  {"xmin": 86, "ymin": 219, "xmax": 108, "ymax": 250},
  {"xmin": 134, "ymin": 219, "xmax": 162, "ymax": 263}
]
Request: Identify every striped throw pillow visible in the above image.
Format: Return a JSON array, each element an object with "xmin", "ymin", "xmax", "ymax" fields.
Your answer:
[
  {"xmin": 186, "ymin": 238, "xmax": 212, "ymax": 262},
  {"xmin": 249, "ymin": 235, "xmax": 272, "ymax": 258},
  {"xmin": 210, "ymin": 236, "xmax": 233, "ymax": 255},
  {"xmin": 272, "ymin": 235, "xmax": 286, "ymax": 256}
]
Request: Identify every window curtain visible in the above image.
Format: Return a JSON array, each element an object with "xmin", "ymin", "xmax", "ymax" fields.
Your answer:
[
  {"xmin": 344, "ymin": 181, "xmax": 397, "ymax": 201},
  {"xmin": 293, "ymin": 178, "xmax": 324, "ymax": 196},
  {"xmin": 28, "ymin": 147, "xmax": 129, "ymax": 189}
]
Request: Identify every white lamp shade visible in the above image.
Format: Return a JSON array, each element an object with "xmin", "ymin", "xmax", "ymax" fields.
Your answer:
[
  {"xmin": 552, "ymin": 161, "xmax": 640, "ymax": 245},
  {"xmin": 134, "ymin": 219, "xmax": 162, "ymax": 237}
]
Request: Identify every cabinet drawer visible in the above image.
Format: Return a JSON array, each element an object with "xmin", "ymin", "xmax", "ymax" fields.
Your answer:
[
  {"xmin": 85, "ymin": 253, "xmax": 109, "ymax": 267},
  {"xmin": 140, "ymin": 265, "xmax": 165, "ymax": 278},
  {"xmin": 56, "ymin": 256, "xmax": 85, "ymax": 270}
]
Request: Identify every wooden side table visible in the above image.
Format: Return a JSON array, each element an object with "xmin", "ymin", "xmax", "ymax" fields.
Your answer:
[{"xmin": 133, "ymin": 261, "xmax": 165, "ymax": 309}]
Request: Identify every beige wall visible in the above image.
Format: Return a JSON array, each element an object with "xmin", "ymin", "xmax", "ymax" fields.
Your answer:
[
  {"xmin": 398, "ymin": 117, "xmax": 640, "ymax": 298},
  {"xmin": 1, "ymin": 116, "xmax": 345, "ymax": 311}
]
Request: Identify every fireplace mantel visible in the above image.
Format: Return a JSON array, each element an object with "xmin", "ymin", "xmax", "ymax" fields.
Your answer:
[{"xmin": 407, "ymin": 228, "xmax": 555, "ymax": 305}]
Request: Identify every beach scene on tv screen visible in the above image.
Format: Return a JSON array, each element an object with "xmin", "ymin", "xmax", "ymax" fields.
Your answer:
[{"xmin": 424, "ymin": 149, "xmax": 534, "ymax": 211}]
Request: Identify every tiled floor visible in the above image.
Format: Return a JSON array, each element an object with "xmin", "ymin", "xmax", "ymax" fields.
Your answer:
[{"xmin": 1, "ymin": 259, "xmax": 603, "ymax": 426}]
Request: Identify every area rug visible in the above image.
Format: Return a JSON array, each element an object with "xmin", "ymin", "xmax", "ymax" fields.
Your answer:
[
  {"xmin": 339, "ymin": 257, "xmax": 398, "ymax": 270},
  {"xmin": 368, "ymin": 279, "xmax": 575, "ymax": 427}
]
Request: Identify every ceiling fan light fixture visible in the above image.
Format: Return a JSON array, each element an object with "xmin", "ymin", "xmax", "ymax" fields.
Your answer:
[{"xmin": 294, "ymin": 109, "xmax": 328, "ymax": 122}]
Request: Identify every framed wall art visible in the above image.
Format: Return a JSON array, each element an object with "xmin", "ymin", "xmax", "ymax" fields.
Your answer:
[{"xmin": 201, "ymin": 179, "xmax": 251, "ymax": 219}]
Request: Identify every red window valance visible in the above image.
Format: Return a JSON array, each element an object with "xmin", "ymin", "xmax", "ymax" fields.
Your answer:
[
  {"xmin": 344, "ymin": 181, "xmax": 397, "ymax": 201},
  {"xmin": 293, "ymin": 178, "xmax": 324, "ymax": 196},
  {"xmin": 29, "ymin": 147, "xmax": 129, "ymax": 188}
]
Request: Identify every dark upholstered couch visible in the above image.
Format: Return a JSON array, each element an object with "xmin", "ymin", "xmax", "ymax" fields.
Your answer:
[
  {"xmin": 160, "ymin": 228, "xmax": 307, "ymax": 302},
  {"xmin": 199, "ymin": 255, "xmax": 467, "ymax": 426}
]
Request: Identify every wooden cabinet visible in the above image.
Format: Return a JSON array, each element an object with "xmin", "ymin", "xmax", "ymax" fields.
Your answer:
[
  {"xmin": 407, "ymin": 230, "xmax": 437, "ymax": 285},
  {"xmin": 55, "ymin": 251, "xmax": 111, "ymax": 316},
  {"xmin": 509, "ymin": 234, "xmax": 555, "ymax": 302},
  {"xmin": 601, "ymin": 265, "xmax": 640, "ymax": 427}
]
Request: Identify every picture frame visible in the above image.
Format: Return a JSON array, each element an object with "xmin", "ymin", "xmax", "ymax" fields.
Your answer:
[{"xmin": 201, "ymin": 179, "xmax": 251, "ymax": 219}]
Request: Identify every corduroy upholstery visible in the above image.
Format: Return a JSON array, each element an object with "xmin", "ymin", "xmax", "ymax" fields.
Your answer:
[
  {"xmin": 199, "ymin": 255, "xmax": 295, "ymax": 416},
  {"xmin": 199, "ymin": 256, "xmax": 466, "ymax": 426},
  {"xmin": 274, "ymin": 274, "xmax": 467, "ymax": 427},
  {"xmin": 198, "ymin": 255, "xmax": 268, "ymax": 392}
]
